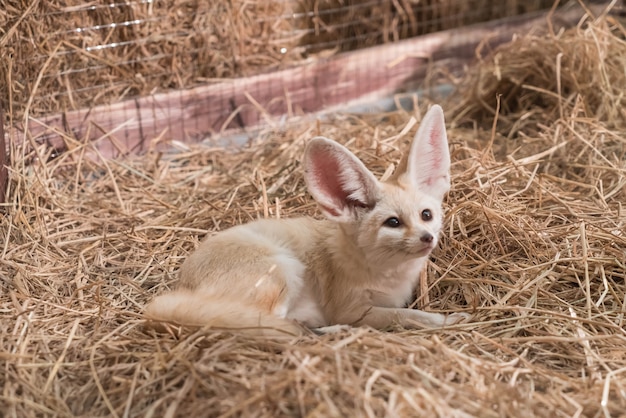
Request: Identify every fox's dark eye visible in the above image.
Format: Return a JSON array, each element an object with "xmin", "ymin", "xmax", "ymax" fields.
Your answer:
[
  {"xmin": 421, "ymin": 209, "xmax": 433, "ymax": 221},
  {"xmin": 383, "ymin": 217, "xmax": 402, "ymax": 228}
]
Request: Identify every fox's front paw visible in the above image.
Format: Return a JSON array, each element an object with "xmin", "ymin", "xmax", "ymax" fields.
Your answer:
[
  {"xmin": 445, "ymin": 312, "xmax": 470, "ymax": 325},
  {"xmin": 313, "ymin": 324, "xmax": 353, "ymax": 335}
]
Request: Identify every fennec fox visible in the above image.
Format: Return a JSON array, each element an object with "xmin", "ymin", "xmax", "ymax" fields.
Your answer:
[{"xmin": 145, "ymin": 105, "xmax": 468, "ymax": 336}]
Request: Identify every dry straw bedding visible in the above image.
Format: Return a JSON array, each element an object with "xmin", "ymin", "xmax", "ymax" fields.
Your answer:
[{"xmin": 2, "ymin": 13, "xmax": 626, "ymax": 418}]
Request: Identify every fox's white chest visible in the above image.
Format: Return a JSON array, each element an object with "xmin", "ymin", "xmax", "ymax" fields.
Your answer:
[{"xmin": 370, "ymin": 257, "xmax": 427, "ymax": 307}]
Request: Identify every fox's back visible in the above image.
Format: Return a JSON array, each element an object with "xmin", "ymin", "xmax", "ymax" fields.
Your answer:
[{"xmin": 177, "ymin": 218, "xmax": 321, "ymax": 288}]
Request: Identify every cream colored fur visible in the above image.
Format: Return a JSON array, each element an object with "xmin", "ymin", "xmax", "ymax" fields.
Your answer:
[{"xmin": 144, "ymin": 105, "xmax": 469, "ymax": 336}]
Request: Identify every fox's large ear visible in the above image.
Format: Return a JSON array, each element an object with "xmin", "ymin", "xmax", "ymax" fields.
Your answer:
[
  {"xmin": 303, "ymin": 137, "xmax": 380, "ymax": 222},
  {"xmin": 399, "ymin": 105, "xmax": 450, "ymax": 200}
]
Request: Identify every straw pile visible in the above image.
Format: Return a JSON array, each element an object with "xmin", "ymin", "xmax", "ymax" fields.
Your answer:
[
  {"xmin": 2, "ymin": 12, "xmax": 626, "ymax": 418},
  {"xmin": 1, "ymin": 0, "xmax": 558, "ymax": 123}
]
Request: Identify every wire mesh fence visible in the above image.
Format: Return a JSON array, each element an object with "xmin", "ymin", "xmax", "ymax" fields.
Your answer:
[{"xmin": 2, "ymin": 0, "xmax": 563, "ymax": 125}]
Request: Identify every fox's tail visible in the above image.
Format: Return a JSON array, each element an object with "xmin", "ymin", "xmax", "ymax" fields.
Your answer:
[{"xmin": 143, "ymin": 290, "xmax": 305, "ymax": 337}]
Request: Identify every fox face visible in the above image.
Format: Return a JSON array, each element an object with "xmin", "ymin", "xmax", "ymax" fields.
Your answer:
[{"xmin": 355, "ymin": 186, "xmax": 446, "ymax": 266}]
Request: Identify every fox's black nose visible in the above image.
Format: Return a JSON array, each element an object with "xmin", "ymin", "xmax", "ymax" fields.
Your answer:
[{"xmin": 420, "ymin": 233, "xmax": 433, "ymax": 243}]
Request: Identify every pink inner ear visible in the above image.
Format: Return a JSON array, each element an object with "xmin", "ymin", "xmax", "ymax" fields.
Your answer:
[
  {"xmin": 426, "ymin": 124, "xmax": 445, "ymax": 170},
  {"xmin": 403, "ymin": 106, "xmax": 451, "ymax": 198},
  {"xmin": 309, "ymin": 148, "xmax": 350, "ymax": 213}
]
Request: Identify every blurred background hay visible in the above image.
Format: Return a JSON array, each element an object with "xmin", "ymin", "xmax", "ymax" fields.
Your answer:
[
  {"xmin": 1, "ymin": 0, "xmax": 561, "ymax": 123},
  {"xmin": 449, "ymin": 4, "xmax": 626, "ymax": 137},
  {"xmin": 2, "ymin": 2, "xmax": 626, "ymax": 417},
  {"xmin": 1, "ymin": 0, "xmax": 302, "ymax": 121},
  {"xmin": 298, "ymin": 0, "xmax": 562, "ymax": 53}
]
